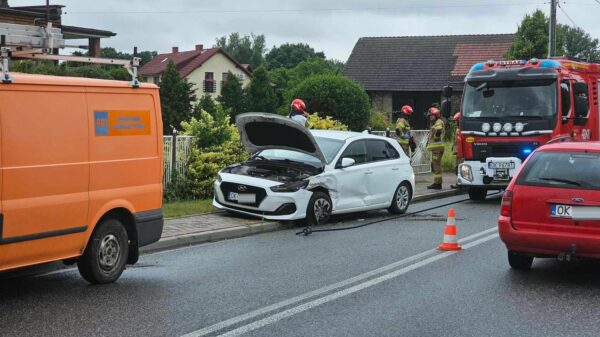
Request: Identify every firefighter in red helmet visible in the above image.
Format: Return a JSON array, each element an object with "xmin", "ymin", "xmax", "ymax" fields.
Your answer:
[
  {"xmin": 395, "ymin": 105, "xmax": 415, "ymax": 156},
  {"xmin": 289, "ymin": 98, "xmax": 309, "ymax": 127},
  {"xmin": 426, "ymin": 107, "xmax": 445, "ymax": 189}
]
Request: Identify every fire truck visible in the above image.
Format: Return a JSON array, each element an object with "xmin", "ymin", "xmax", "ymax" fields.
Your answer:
[{"xmin": 442, "ymin": 57, "xmax": 600, "ymax": 200}]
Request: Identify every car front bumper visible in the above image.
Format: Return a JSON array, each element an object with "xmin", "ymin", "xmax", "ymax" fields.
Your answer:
[
  {"xmin": 457, "ymin": 158, "xmax": 522, "ymax": 189},
  {"xmin": 213, "ymin": 175, "xmax": 312, "ymax": 221}
]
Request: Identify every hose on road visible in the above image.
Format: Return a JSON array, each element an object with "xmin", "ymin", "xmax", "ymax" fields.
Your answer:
[{"xmin": 296, "ymin": 192, "xmax": 502, "ymax": 236}]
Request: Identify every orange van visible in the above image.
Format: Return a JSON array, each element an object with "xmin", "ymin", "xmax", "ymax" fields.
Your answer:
[{"xmin": 0, "ymin": 73, "xmax": 163, "ymax": 284}]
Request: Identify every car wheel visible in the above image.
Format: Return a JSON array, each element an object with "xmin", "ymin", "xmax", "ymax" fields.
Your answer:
[
  {"xmin": 507, "ymin": 251, "xmax": 533, "ymax": 271},
  {"xmin": 388, "ymin": 182, "xmax": 412, "ymax": 214},
  {"xmin": 468, "ymin": 187, "xmax": 487, "ymax": 201},
  {"xmin": 78, "ymin": 218, "xmax": 129, "ymax": 284},
  {"xmin": 306, "ymin": 191, "xmax": 332, "ymax": 226}
]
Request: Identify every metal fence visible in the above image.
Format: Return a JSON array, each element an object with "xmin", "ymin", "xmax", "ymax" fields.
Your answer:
[{"xmin": 163, "ymin": 135, "xmax": 193, "ymax": 187}]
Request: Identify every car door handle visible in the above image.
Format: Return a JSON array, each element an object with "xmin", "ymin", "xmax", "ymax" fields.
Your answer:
[
  {"xmin": 392, "ymin": 167, "xmax": 400, "ymax": 171},
  {"xmin": 365, "ymin": 170, "xmax": 373, "ymax": 175}
]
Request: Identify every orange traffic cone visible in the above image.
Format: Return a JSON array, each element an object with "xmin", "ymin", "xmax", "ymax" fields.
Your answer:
[{"xmin": 438, "ymin": 208, "xmax": 462, "ymax": 251}]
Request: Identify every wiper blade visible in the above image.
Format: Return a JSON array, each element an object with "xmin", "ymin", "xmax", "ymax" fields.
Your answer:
[
  {"xmin": 539, "ymin": 177, "xmax": 581, "ymax": 186},
  {"xmin": 476, "ymin": 82, "xmax": 488, "ymax": 91}
]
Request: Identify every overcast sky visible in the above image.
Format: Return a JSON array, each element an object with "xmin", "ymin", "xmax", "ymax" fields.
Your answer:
[{"xmin": 18, "ymin": 0, "xmax": 600, "ymax": 61}]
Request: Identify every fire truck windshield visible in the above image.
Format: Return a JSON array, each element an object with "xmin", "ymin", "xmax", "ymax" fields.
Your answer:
[{"xmin": 462, "ymin": 79, "xmax": 557, "ymax": 120}]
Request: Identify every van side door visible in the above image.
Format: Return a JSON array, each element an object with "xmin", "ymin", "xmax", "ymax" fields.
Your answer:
[{"xmin": 0, "ymin": 87, "xmax": 89, "ymax": 270}]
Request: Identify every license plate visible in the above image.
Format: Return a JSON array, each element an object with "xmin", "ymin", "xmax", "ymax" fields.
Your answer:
[
  {"xmin": 551, "ymin": 204, "xmax": 573, "ymax": 218},
  {"xmin": 489, "ymin": 162, "xmax": 515, "ymax": 169},
  {"xmin": 228, "ymin": 192, "xmax": 256, "ymax": 204}
]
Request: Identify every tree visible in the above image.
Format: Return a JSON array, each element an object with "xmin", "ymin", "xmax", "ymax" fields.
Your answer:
[
  {"xmin": 215, "ymin": 33, "xmax": 266, "ymax": 68},
  {"xmin": 218, "ymin": 71, "xmax": 246, "ymax": 122},
  {"xmin": 289, "ymin": 74, "xmax": 371, "ymax": 131},
  {"xmin": 159, "ymin": 60, "xmax": 196, "ymax": 135},
  {"xmin": 265, "ymin": 43, "xmax": 325, "ymax": 70},
  {"xmin": 245, "ymin": 66, "xmax": 278, "ymax": 114},
  {"xmin": 505, "ymin": 9, "xmax": 548, "ymax": 59},
  {"xmin": 195, "ymin": 93, "xmax": 218, "ymax": 117},
  {"xmin": 557, "ymin": 24, "xmax": 600, "ymax": 61}
]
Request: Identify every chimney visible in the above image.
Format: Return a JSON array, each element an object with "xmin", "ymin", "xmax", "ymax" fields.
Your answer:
[
  {"xmin": 195, "ymin": 44, "xmax": 204, "ymax": 51},
  {"xmin": 172, "ymin": 46, "xmax": 179, "ymax": 53}
]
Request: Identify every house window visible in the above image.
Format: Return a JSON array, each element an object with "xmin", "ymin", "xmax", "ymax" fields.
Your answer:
[
  {"xmin": 203, "ymin": 72, "xmax": 215, "ymax": 93},
  {"xmin": 221, "ymin": 72, "xmax": 229, "ymax": 89},
  {"xmin": 236, "ymin": 74, "xmax": 245, "ymax": 81}
]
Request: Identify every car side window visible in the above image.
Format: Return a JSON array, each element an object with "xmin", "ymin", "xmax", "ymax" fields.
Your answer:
[
  {"xmin": 340, "ymin": 140, "xmax": 368, "ymax": 164},
  {"xmin": 367, "ymin": 140, "xmax": 398, "ymax": 162},
  {"xmin": 560, "ymin": 80, "xmax": 571, "ymax": 118}
]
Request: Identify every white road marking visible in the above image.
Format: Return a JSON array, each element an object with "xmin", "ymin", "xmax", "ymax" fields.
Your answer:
[
  {"xmin": 214, "ymin": 232, "xmax": 499, "ymax": 337},
  {"xmin": 182, "ymin": 227, "xmax": 498, "ymax": 337}
]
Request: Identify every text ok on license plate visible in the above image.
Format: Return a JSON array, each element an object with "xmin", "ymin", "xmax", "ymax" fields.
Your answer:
[{"xmin": 551, "ymin": 204, "xmax": 572, "ymax": 218}]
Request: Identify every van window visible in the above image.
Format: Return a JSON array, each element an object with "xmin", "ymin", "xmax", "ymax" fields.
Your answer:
[
  {"xmin": 560, "ymin": 81, "xmax": 571, "ymax": 117},
  {"xmin": 517, "ymin": 151, "xmax": 600, "ymax": 190}
]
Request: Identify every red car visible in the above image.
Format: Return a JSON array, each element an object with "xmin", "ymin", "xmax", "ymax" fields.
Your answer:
[{"xmin": 499, "ymin": 141, "xmax": 600, "ymax": 270}]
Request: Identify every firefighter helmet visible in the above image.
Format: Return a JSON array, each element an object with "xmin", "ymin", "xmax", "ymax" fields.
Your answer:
[
  {"xmin": 453, "ymin": 112, "xmax": 461, "ymax": 121},
  {"xmin": 291, "ymin": 99, "xmax": 306, "ymax": 113},
  {"xmin": 428, "ymin": 107, "xmax": 441, "ymax": 118},
  {"xmin": 401, "ymin": 105, "xmax": 414, "ymax": 115}
]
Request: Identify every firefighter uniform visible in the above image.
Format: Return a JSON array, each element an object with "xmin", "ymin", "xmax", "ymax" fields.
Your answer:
[
  {"xmin": 427, "ymin": 118, "xmax": 445, "ymax": 187},
  {"xmin": 395, "ymin": 117, "xmax": 411, "ymax": 156}
]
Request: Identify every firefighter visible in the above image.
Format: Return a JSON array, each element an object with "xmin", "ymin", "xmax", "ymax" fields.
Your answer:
[
  {"xmin": 288, "ymin": 98, "xmax": 309, "ymax": 127},
  {"xmin": 395, "ymin": 105, "xmax": 414, "ymax": 156},
  {"xmin": 426, "ymin": 107, "xmax": 445, "ymax": 189}
]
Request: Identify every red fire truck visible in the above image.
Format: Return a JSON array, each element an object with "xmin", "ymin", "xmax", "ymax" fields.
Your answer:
[{"xmin": 443, "ymin": 57, "xmax": 600, "ymax": 200}]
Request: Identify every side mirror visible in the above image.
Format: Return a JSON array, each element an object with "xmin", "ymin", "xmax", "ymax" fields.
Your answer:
[
  {"xmin": 573, "ymin": 82, "xmax": 588, "ymax": 96},
  {"xmin": 340, "ymin": 157, "xmax": 355, "ymax": 168},
  {"xmin": 441, "ymin": 99, "xmax": 452, "ymax": 118},
  {"xmin": 442, "ymin": 85, "xmax": 453, "ymax": 98},
  {"xmin": 574, "ymin": 95, "xmax": 589, "ymax": 118}
]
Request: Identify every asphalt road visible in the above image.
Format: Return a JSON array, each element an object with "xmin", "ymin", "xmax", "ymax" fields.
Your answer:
[{"xmin": 3, "ymin": 194, "xmax": 600, "ymax": 337}]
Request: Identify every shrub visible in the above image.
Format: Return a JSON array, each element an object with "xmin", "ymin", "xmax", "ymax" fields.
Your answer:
[
  {"xmin": 288, "ymin": 74, "xmax": 371, "ymax": 131},
  {"xmin": 368, "ymin": 111, "xmax": 393, "ymax": 131},
  {"xmin": 306, "ymin": 113, "xmax": 348, "ymax": 130},
  {"xmin": 181, "ymin": 108, "xmax": 234, "ymax": 151}
]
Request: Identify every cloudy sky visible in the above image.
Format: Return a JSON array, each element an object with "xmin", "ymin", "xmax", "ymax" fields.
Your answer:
[{"xmin": 19, "ymin": 0, "xmax": 600, "ymax": 61}]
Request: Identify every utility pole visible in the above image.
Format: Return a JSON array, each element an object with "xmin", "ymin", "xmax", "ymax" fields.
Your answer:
[{"xmin": 548, "ymin": 0, "xmax": 557, "ymax": 57}]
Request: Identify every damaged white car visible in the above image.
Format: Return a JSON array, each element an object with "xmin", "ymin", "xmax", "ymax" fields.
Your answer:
[{"xmin": 213, "ymin": 113, "xmax": 415, "ymax": 225}]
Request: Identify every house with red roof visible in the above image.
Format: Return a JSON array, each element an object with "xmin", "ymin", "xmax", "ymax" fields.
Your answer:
[
  {"xmin": 344, "ymin": 34, "xmax": 515, "ymax": 129},
  {"xmin": 140, "ymin": 44, "xmax": 253, "ymax": 99}
]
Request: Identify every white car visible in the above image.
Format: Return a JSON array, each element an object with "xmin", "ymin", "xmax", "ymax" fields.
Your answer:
[{"xmin": 213, "ymin": 113, "xmax": 415, "ymax": 225}]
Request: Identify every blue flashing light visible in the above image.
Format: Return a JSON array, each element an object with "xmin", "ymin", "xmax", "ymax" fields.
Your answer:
[
  {"xmin": 539, "ymin": 59, "xmax": 561, "ymax": 68},
  {"xmin": 522, "ymin": 148, "xmax": 533, "ymax": 155},
  {"xmin": 470, "ymin": 63, "xmax": 484, "ymax": 72}
]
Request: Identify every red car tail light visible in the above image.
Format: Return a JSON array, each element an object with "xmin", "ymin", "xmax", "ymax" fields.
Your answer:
[{"xmin": 501, "ymin": 190, "xmax": 513, "ymax": 217}]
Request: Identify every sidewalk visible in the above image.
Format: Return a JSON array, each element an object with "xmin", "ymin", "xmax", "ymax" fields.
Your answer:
[{"xmin": 141, "ymin": 172, "xmax": 462, "ymax": 253}]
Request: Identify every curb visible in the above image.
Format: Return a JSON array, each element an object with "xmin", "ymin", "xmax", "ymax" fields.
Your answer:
[
  {"xmin": 140, "ymin": 221, "xmax": 285, "ymax": 254},
  {"xmin": 142, "ymin": 189, "xmax": 465, "ymax": 255}
]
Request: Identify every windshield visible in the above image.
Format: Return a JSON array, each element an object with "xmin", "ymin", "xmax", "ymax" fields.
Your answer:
[
  {"xmin": 517, "ymin": 151, "xmax": 600, "ymax": 190},
  {"xmin": 258, "ymin": 137, "xmax": 344, "ymax": 166},
  {"xmin": 462, "ymin": 79, "xmax": 557, "ymax": 119}
]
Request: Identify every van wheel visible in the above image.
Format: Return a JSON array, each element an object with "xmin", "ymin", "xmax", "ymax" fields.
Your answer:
[
  {"xmin": 78, "ymin": 219, "xmax": 129, "ymax": 284},
  {"xmin": 388, "ymin": 182, "xmax": 412, "ymax": 214},
  {"xmin": 306, "ymin": 191, "xmax": 332, "ymax": 226},
  {"xmin": 508, "ymin": 251, "xmax": 533, "ymax": 271},
  {"xmin": 468, "ymin": 188, "xmax": 487, "ymax": 201}
]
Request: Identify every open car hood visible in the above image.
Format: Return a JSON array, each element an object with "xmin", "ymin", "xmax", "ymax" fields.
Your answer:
[{"xmin": 235, "ymin": 112, "xmax": 327, "ymax": 165}]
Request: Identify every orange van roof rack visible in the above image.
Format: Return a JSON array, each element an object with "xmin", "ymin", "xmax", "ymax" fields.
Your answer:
[{"xmin": 0, "ymin": 22, "xmax": 140, "ymax": 87}]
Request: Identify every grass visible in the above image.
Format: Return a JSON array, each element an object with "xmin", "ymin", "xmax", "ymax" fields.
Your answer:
[
  {"xmin": 441, "ymin": 142, "xmax": 457, "ymax": 173},
  {"xmin": 163, "ymin": 199, "xmax": 215, "ymax": 218}
]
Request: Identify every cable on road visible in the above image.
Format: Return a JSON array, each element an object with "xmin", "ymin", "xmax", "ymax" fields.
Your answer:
[{"xmin": 296, "ymin": 191, "xmax": 501, "ymax": 236}]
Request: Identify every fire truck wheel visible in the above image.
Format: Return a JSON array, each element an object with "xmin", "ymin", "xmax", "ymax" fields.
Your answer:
[{"xmin": 467, "ymin": 188, "xmax": 487, "ymax": 201}]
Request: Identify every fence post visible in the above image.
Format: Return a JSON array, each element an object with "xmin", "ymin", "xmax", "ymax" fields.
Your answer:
[{"xmin": 171, "ymin": 130, "xmax": 177, "ymax": 181}]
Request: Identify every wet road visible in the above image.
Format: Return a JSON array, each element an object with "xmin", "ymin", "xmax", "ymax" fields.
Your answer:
[{"xmin": 2, "ymin": 194, "xmax": 600, "ymax": 337}]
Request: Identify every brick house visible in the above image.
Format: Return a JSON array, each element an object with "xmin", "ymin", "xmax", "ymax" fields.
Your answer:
[
  {"xmin": 0, "ymin": 2, "xmax": 116, "ymax": 57},
  {"xmin": 344, "ymin": 34, "xmax": 515, "ymax": 129},
  {"xmin": 139, "ymin": 45, "xmax": 253, "ymax": 100}
]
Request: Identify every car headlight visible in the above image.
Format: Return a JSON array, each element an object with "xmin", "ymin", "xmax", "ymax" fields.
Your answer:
[
  {"xmin": 460, "ymin": 164, "xmax": 473, "ymax": 182},
  {"xmin": 492, "ymin": 123, "xmax": 502, "ymax": 133},
  {"xmin": 503, "ymin": 123, "xmax": 513, "ymax": 132},
  {"xmin": 270, "ymin": 180, "xmax": 309, "ymax": 193},
  {"xmin": 515, "ymin": 122, "xmax": 524, "ymax": 132},
  {"xmin": 481, "ymin": 123, "xmax": 491, "ymax": 133}
]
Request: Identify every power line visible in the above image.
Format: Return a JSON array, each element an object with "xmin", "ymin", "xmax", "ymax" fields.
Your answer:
[
  {"xmin": 65, "ymin": 2, "xmax": 547, "ymax": 15},
  {"xmin": 558, "ymin": 2, "xmax": 580, "ymax": 28}
]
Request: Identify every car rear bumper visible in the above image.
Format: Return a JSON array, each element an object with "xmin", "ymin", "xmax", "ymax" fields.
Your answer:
[
  {"xmin": 498, "ymin": 216, "xmax": 600, "ymax": 258},
  {"xmin": 134, "ymin": 209, "xmax": 164, "ymax": 247}
]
